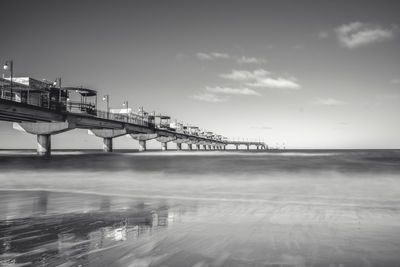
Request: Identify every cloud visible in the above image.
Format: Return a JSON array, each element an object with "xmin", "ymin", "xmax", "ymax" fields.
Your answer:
[
  {"xmin": 206, "ymin": 86, "xmax": 260, "ymax": 96},
  {"xmin": 315, "ymin": 98, "xmax": 347, "ymax": 106},
  {"xmin": 196, "ymin": 52, "xmax": 230, "ymax": 60},
  {"xmin": 220, "ymin": 69, "xmax": 301, "ymax": 89},
  {"xmin": 236, "ymin": 56, "xmax": 267, "ymax": 64},
  {"xmin": 196, "ymin": 52, "xmax": 266, "ymax": 64},
  {"xmin": 335, "ymin": 22, "xmax": 397, "ymax": 48},
  {"xmin": 220, "ymin": 69, "xmax": 270, "ymax": 81},
  {"xmin": 191, "ymin": 93, "xmax": 227, "ymax": 103},
  {"xmin": 247, "ymin": 77, "xmax": 300, "ymax": 89}
]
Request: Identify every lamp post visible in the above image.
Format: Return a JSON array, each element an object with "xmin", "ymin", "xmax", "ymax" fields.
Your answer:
[
  {"xmin": 102, "ymin": 94, "xmax": 110, "ymax": 119},
  {"xmin": 123, "ymin": 101, "xmax": 129, "ymax": 112},
  {"xmin": 123, "ymin": 101, "xmax": 129, "ymax": 121},
  {"xmin": 3, "ymin": 60, "xmax": 13, "ymax": 101},
  {"xmin": 53, "ymin": 78, "xmax": 62, "ymax": 110}
]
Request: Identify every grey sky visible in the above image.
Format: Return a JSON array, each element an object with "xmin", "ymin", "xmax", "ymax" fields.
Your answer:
[{"xmin": 1, "ymin": 0, "xmax": 400, "ymax": 149}]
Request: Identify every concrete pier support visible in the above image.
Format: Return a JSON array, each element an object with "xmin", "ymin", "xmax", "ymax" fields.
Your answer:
[
  {"xmin": 203, "ymin": 145, "xmax": 207, "ymax": 150},
  {"xmin": 103, "ymin": 137, "xmax": 113, "ymax": 152},
  {"xmin": 156, "ymin": 136, "xmax": 176, "ymax": 151},
  {"xmin": 176, "ymin": 143, "xmax": 182, "ymax": 151},
  {"xmin": 14, "ymin": 122, "xmax": 74, "ymax": 156},
  {"xmin": 246, "ymin": 145, "xmax": 250, "ymax": 150},
  {"xmin": 208, "ymin": 145, "xmax": 212, "ymax": 150},
  {"xmin": 161, "ymin": 142, "xmax": 168, "ymax": 151},
  {"xmin": 187, "ymin": 144, "xmax": 193, "ymax": 150},
  {"xmin": 236, "ymin": 145, "xmax": 239, "ymax": 150},
  {"xmin": 130, "ymin": 133, "xmax": 157, "ymax": 152},
  {"xmin": 90, "ymin": 129, "xmax": 128, "ymax": 153},
  {"xmin": 37, "ymin": 134, "xmax": 51, "ymax": 156},
  {"xmin": 196, "ymin": 144, "xmax": 201, "ymax": 150},
  {"xmin": 138, "ymin": 140, "xmax": 146, "ymax": 152}
]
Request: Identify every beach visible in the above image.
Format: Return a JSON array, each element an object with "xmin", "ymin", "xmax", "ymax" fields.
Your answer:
[{"xmin": 1, "ymin": 150, "xmax": 400, "ymax": 266}]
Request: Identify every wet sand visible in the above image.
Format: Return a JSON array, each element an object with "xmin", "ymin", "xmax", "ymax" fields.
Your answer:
[{"xmin": 1, "ymin": 150, "xmax": 400, "ymax": 266}]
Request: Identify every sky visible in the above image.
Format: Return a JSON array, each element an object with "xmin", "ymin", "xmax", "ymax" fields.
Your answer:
[{"xmin": 0, "ymin": 0, "xmax": 400, "ymax": 149}]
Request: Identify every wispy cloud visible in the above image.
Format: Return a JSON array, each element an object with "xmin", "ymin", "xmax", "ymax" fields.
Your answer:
[
  {"xmin": 192, "ymin": 85, "xmax": 260, "ymax": 103},
  {"xmin": 191, "ymin": 93, "xmax": 227, "ymax": 103},
  {"xmin": 220, "ymin": 69, "xmax": 270, "ymax": 81},
  {"xmin": 196, "ymin": 52, "xmax": 266, "ymax": 64},
  {"xmin": 196, "ymin": 52, "xmax": 230, "ymax": 60},
  {"xmin": 206, "ymin": 86, "xmax": 260, "ymax": 96},
  {"xmin": 220, "ymin": 69, "xmax": 301, "ymax": 89},
  {"xmin": 247, "ymin": 77, "xmax": 300, "ymax": 89},
  {"xmin": 335, "ymin": 22, "xmax": 397, "ymax": 49},
  {"xmin": 236, "ymin": 56, "xmax": 267, "ymax": 64},
  {"xmin": 315, "ymin": 98, "xmax": 347, "ymax": 106}
]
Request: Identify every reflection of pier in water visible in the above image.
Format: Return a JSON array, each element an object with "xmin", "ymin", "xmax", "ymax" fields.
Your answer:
[{"xmin": 0, "ymin": 190, "xmax": 187, "ymax": 266}]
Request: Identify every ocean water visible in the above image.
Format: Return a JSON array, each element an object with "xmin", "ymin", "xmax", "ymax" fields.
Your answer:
[{"xmin": 1, "ymin": 150, "xmax": 400, "ymax": 267}]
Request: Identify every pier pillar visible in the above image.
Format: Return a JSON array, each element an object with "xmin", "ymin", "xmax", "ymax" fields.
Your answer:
[
  {"xmin": 37, "ymin": 134, "xmax": 51, "ymax": 156},
  {"xmin": 156, "ymin": 136, "xmax": 176, "ymax": 151},
  {"xmin": 187, "ymin": 144, "xmax": 193, "ymax": 150},
  {"xmin": 196, "ymin": 144, "xmax": 201, "ymax": 150},
  {"xmin": 208, "ymin": 145, "xmax": 212, "ymax": 150},
  {"xmin": 89, "ymin": 129, "xmax": 128, "ymax": 153},
  {"xmin": 138, "ymin": 140, "xmax": 146, "ymax": 152},
  {"xmin": 236, "ymin": 145, "xmax": 239, "ymax": 150},
  {"xmin": 176, "ymin": 143, "xmax": 182, "ymax": 151},
  {"xmin": 130, "ymin": 133, "xmax": 158, "ymax": 152},
  {"xmin": 161, "ymin": 142, "xmax": 168, "ymax": 151},
  {"xmin": 13, "ymin": 122, "xmax": 75, "ymax": 156},
  {"xmin": 103, "ymin": 137, "xmax": 113, "ymax": 152},
  {"xmin": 246, "ymin": 145, "xmax": 250, "ymax": 150},
  {"xmin": 203, "ymin": 145, "xmax": 207, "ymax": 150}
]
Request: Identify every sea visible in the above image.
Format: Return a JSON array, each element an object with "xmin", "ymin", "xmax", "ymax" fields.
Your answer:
[{"xmin": 0, "ymin": 149, "xmax": 400, "ymax": 267}]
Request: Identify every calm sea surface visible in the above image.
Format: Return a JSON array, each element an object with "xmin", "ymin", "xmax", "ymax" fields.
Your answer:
[{"xmin": 1, "ymin": 150, "xmax": 400, "ymax": 267}]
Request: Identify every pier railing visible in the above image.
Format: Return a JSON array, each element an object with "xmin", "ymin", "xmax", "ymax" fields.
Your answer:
[{"xmin": 0, "ymin": 90, "xmax": 153, "ymax": 128}]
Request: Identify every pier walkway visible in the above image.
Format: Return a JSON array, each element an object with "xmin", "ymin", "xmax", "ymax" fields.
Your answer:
[{"xmin": 0, "ymin": 76, "xmax": 267, "ymax": 155}]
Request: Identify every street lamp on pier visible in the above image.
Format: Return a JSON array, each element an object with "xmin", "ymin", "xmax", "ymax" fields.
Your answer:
[
  {"xmin": 102, "ymin": 94, "xmax": 110, "ymax": 118},
  {"xmin": 53, "ymin": 77, "xmax": 62, "ymax": 104},
  {"xmin": 123, "ymin": 101, "xmax": 129, "ymax": 112},
  {"xmin": 123, "ymin": 100, "xmax": 129, "ymax": 121},
  {"xmin": 3, "ymin": 60, "xmax": 13, "ymax": 101}
]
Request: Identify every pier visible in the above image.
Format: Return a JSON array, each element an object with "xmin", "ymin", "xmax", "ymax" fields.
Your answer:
[{"xmin": 0, "ymin": 75, "xmax": 267, "ymax": 156}]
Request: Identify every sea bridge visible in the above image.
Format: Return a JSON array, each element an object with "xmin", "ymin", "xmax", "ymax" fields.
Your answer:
[{"xmin": 0, "ymin": 74, "xmax": 267, "ymax": 156}]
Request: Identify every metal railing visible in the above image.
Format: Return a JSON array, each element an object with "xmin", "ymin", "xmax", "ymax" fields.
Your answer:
[
  {"xmin": 95, "ymin": 110, "xmax": 153, "ymax": 127},
  {"xmin": 0, "ymin": 89, "xmax": 154, "ymax": 128},
  {"xmin": 0, "ymin": 89, "xmax": 66, "ymax": 111}
]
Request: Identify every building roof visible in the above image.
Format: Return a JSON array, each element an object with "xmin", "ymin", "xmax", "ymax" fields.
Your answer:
[{"xmin": 63, "ymin": 87, "xmax": 97, "ymax": 97}]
